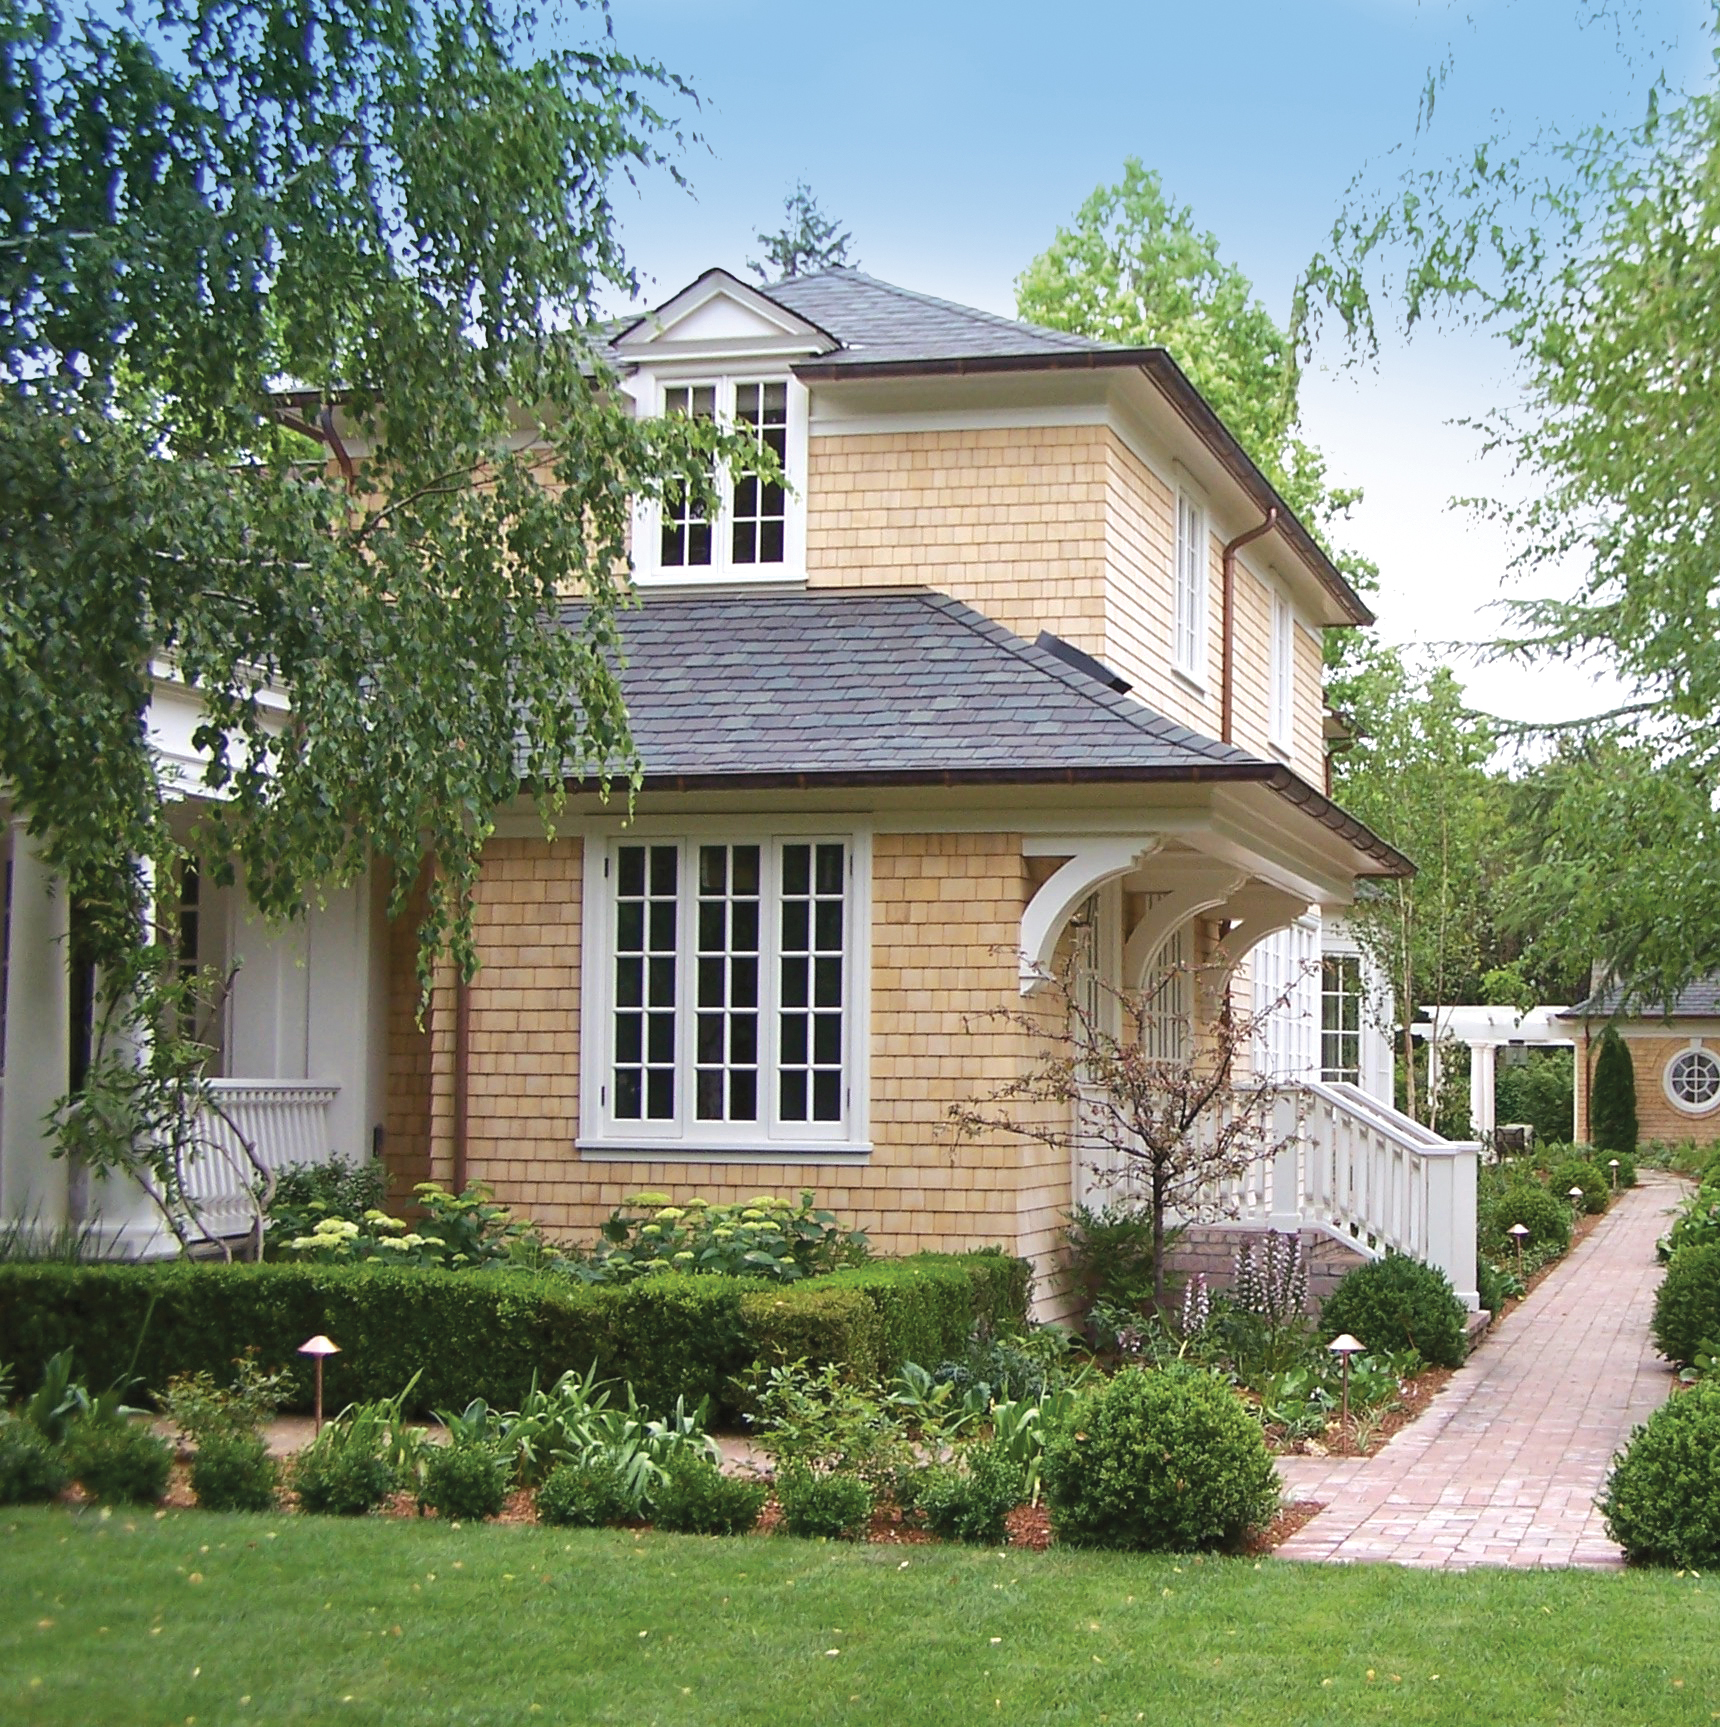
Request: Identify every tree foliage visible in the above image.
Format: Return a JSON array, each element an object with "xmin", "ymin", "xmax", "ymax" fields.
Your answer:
[
  {"xmin": 1017, "ymin": 159, "xmax": 1367, "ymax": 585},
  {"xmin": 947, "ymin": 960, "xmax": 1297, "ymax": 1305},
  {"xmin": 0, "ymin": 0, "xmax": 749, "ymax": 1203},
  {"xmin": 1303, "ymin": 13, "xmax": 1720, "ymax": 1002},
  {"xmin": 748, "ymin": 181, "xmax": 853, "ymax": 282},
  {"xmin": 1330, "ymin": 654, "xmax": 1504, "ymax": 1120}
]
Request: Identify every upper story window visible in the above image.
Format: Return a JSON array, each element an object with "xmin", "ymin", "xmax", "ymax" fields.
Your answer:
[
  {"xmin": 1173, "ymin": 489, "xmax": 1207, "ymax": 681},
  {"xmin": 581, "ymin": 830, "xmax": 869, "ymax": 1155},
  {"xmin": 1269, "ymin": 588, "xmax": 1295, "ymax": 751},
  {"xmin": 639, "ymin": 376, "xmax": 802, "ymax": 584}
]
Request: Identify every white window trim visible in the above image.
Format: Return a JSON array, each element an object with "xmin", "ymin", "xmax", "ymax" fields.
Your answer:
[
  {"xmin": 1268, "ymin": 583, "xmax": 1295, "ymax": 754},
  {"xmin": 1172, "ymin": 485, "xmax": 1208, "ymax": 686},
  {"xmin": 1664, "ymin": 1039, "xmax": 1720, "ymax": 1116},
  {"xmin": 578, "ymin": 823, "xmax": 872, "ymax": 1160},
  {"xmin": 628, "ymin": 373, "xmax": 809, "ymax": 587}
]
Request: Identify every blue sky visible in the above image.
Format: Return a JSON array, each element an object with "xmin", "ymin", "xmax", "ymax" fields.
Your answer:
[{"xmin": 599, "ymin": 0, "xmax": 1715, "ymax": 723}]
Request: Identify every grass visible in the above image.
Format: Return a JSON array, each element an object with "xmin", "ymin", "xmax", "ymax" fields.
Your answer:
[{"xmin": 5, "ymin": 1507, "xmax": 1720, "ymax": 1724}]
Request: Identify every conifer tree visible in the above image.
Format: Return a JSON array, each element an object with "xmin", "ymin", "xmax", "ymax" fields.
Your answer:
[{"xmin": 1590, "ymin": 1026, "xmax": 1639, "ymax": 1158}]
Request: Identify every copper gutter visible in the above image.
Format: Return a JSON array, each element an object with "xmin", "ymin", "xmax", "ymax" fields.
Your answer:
[
  {"xmin": 453, "ymin": 974, "xmax": 471, "ymax": 1193},
  {"xmin": 1219, "ymin": 508, "xmax": 1278, "ymax": 744}
]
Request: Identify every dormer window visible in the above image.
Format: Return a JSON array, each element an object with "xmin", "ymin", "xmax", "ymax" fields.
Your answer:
[{"xmin": 615, "ymin": 269, "xmax": 831, "ymax": 588}]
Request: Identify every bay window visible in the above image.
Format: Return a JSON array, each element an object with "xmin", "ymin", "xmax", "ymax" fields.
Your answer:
[{"xmin": 583, "ymin": 831, "xmax": 867, "ymax": 1155}]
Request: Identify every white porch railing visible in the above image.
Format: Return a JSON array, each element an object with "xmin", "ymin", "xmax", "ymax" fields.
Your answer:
[
  {"xmin": 1078, "ymin": 1079, "xmax": 1481, "ymax": 1308},
  {"xmin": 180, "ymin": 1080, "xmax": 340, "ymax": 1240}
]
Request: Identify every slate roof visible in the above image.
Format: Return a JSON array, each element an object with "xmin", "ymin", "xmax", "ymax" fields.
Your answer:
[
  {"xmin": 569, "ymin": 587, "xmax": 1409, "ymax": 874},
  {"xmin": 1561, "ymin": 976, "xmax": 1720, "ymax": 1020},
  {"xmin": 760, "ymin": 268, "xmax": 1115, "ymax": 366}
]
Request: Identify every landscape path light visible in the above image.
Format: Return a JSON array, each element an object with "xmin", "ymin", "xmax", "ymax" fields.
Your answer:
[
  {"xmin": 1508, "ymin": 1222, "xmax": 1530, "ymax": 1279},
  {"xmin": 1569, "ymin": 1185, "xmax": 1586, "ymax": 1223},
  {"xmin": 1328, "ymin": 1333, "xmax": 1365, "ymax": 1453},
  {"xmin": 298, "ymin": 1334, "xmax": 340, "ymax": 1435},
  {"xmin": 1609, "ymin": 1158, "xmax": 1621, "ymax": 1191}
]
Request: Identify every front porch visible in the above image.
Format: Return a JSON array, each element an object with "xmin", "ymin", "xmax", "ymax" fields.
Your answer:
[{"xmin": 0, "ymin": 813, "xmax": 389, "ymax": 1256}]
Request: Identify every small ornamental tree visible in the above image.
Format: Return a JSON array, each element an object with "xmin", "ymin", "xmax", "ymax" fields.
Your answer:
[
  {"xmin": 1590, "ymin": 1026, "xmax": 1639, "ymax": 1158},
  {"xmin": 948, "ymin": 959, "xmax": 1298, "ymax": 1306}
]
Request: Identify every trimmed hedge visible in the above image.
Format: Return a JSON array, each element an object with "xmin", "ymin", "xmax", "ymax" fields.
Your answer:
[{"xmin": 0, "ymin": 1251, "xmax": 1029, "ymax": 1420}]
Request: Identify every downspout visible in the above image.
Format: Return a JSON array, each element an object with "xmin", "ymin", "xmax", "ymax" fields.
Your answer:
[
  {"xmin": 453, "ymin": 975, "xmax": 471, "ymax": 1194},
  {"xmin": 1220, "ymin": 507, "xmax": 1279, "ymax": 744}
]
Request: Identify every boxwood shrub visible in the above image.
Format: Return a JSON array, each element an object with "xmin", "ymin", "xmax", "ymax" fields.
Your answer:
[
  {"xmin": 1652, "ymin": 1243, "xmax": 1720, "ymax": 1365},
  {"xmin": 1479, "ymin": 1181, "xmax": 1573, "ymax": 1257},
  {"xmin": 1599, "ymin": 1379, "xmax": 1720, "ymax": 1565},
  {"xmin": 1547, "ymin": 1158, "xmax": 1609, "ymax": 1217},
  {"xmin": 1041, "ymin": 1363, "xmax": 1279, "ymax": 1551},
  {"xmin": 1318, "ymin": 1255, "xmax": 1468, "ymax": 1368},
  {"xmin": 0, "ymin": 1251, "xmax": 1028, "ymax": 1420}
]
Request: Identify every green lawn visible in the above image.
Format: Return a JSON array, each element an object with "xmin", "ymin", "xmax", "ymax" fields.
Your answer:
[{"xmin": 4, "ymin": 1506, "xmax": 1717, "ymax": 1725}]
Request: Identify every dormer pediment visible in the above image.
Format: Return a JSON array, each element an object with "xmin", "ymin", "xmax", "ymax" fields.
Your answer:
[{"xmin": 613, "ymin": 268, "xmax": 838, "ymax": 366}]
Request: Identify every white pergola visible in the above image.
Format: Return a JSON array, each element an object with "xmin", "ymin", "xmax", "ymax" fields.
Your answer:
[{"xmin": 1413, "ymin": 1005, "xmax": 1574, "ymax": 1139}]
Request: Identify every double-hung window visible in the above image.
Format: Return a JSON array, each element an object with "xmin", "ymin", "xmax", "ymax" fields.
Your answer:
[
  {"xmin": 587, "ymin": 833, "xmax": 865, "ymax": 1153},
  {"xmin": 649, "ymin": 378, "xmax": 794, "ymax": 581},
  {"xmin": 1269, "ymin": 587, "xmax": 1295, "ymax": 751},
  {"xmin": 1173, "ymin": 488, "xmax": 1207, "ymax": 681}
]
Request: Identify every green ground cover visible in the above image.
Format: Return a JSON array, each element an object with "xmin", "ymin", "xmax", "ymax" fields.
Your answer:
[{"xmin": 4, "ymin": 1507, "xmax": 1717, "ymax": 1726}]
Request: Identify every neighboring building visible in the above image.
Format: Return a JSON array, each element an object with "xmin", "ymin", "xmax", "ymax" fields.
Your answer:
[
  {"xmin": 1560, "ymin": 978, "xmax": 1720, "ymax": 1146},
  {"xmin": 0, "ymin": 265, "xmax": 1478, "ymax": 1306}
]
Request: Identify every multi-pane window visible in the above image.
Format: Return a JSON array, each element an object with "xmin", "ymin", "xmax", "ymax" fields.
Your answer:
[
  {"xmin": 659, "ymin": 385, "xmax": 716, "ymax": 568},
  {"xmin": 1668, "ymin": 1047, "xmax": 1720, "ymax": 1111},
  {"xmin": 613, "ymin": 844, "xmax": 680, "ymax": 1120},
  {"xmin": 602, "ymin": 837, "xmax": 852, "ymax": 1142},
  {"xmin": 1270, "ymin": 589, "xmax": 1295, "ymax": 749},
  {"xmin": 648, "ymin": 379, "xmax": 792, "ymax": 579},
  {"xmin": 732, "ymin": 383, "xmax": 788, "ymax": 566},
  {"xmin": 1174, "ymin": 489, "xmax": 1207, "ymax": 680},
  {"xmin": 1141, "ymin": 922, "xmax": 1193, "ymax": 1064},
  {"xmin": 1321, "ymin": 954, "xmax": 1363, "ymax": 1085}
]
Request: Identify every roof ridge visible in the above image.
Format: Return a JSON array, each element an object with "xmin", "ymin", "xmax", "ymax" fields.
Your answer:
[
  {"xmin": 910, "ymin": 590, "xmax": 1256, "ymax": 765},
  {"xmin": 764, "ymin": 267, "xmax": 1114, "ymax": 354}
]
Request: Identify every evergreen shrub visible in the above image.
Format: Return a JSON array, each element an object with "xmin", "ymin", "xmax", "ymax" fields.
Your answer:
[
  {"xmin": 1548, "ymin": 1158, "xmax": 1610, "ymax": 1217},
  {"xmin": 0, "ymin": 1252, "xmax": 1027, "ymax": 1421},
  {"xmin": 650, "ymin": 1458, "xmax": 767, "ymax": 1536},
  {"xmin": 420, "ymin": 1441, "xmax": 510, "ymax": 1522},
  {"xmin": 190, "ymin": 1434, "xmax": 278, "ymax": 1512},
  {"xmin": 1040, "ymin": 1364, "xmax": 1278, "ymax": 1551},
  {"xmin": 918, "ymin": 1442, "xmax": 1023, "ymax": 1545},
  {"xmin": 536, "ymin": 1459, "xmax": 637, "ymax": 1528},
  {"xmin": 775, "ymin": 1464, "xmax": 873, "ymax": 1540},
  {"xmin": 291, "ymin": 1435, "xmax": 396, "ymax": 1516},
  {"xmin": 1591, "ymin": 1027, "xmax": 1640, "ymax": 1157},
  {"xmin": 1652, "ymin": 1244, "xmax": 1720, "ymax": 1365},
  {"xmin": 63, "ymin": 1421, "xmax": 173, "ymax": 1505},
  {"xmin": 1599, "ymin": 1380, "xmax": 1720, "ymax": 1565},
  {"xmin": 1480, "ymin": 1181, "xmax": 1572, "ymax": 1256},
  {"xmin": 1318, "ymin": 1255, "xmax": 1468, "ymax": 1368},
  {"xmin": 0, "ymin": 1421, "xmax": 69, "ymax": 1504}
]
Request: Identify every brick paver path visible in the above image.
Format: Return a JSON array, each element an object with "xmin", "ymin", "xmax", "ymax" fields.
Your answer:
[{"xmin": 1275, "ymin": 1170, "xmax": 1683, "ymax": 1570}]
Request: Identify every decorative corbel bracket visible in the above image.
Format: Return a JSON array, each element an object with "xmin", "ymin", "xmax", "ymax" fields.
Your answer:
[{"xmin": 1019, "ymin": 837, "xmax": 1163, "ymax": 994}]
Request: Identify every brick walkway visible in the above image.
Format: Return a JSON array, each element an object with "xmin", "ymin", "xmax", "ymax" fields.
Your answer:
[{"xmin": 1275, "ymin": 1170, "xmax": 1683, "ymax": 1570}]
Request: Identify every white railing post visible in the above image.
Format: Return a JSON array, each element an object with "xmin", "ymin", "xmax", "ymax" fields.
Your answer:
[
  {"xmin": 1269, "ymin": 1089, "xmax": 1304, "ymax": 1234},
  {"xmin": 1422, "ymin": 1139, "xmax": 1481, "ymax": 1311}
]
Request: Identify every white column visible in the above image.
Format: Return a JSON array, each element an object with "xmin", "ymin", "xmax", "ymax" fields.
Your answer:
[
  {"xmin": 1471, "ymin": 1042, "xmax": 1497, "ymax": 1138},
  {"xmin": 0, "ymin": 821, "xmax": 71, "ymax": 1225}
]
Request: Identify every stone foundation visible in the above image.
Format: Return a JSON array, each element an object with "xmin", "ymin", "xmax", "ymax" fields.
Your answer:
[{"xmin": 1162, "ymin": 1225, "xmax": 1370, "ymax": 1310}]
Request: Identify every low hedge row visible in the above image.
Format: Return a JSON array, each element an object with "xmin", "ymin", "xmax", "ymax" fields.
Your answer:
[{"xmin": 0, "ymin": 1252, "xmax": 1029, "ymax": 1420}]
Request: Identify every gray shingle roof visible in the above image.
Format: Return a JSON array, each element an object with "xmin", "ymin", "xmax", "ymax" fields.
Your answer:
[
  {"xmin": 759, "ymin": 268, "xmax": 1114, "ymax": 366},
  {"xmin": 569, "ymin": 588, "xmax": 1407, "ymax": 873},
  {"xmin": 1563, "ymin": 976, "xmax": 1720, "ymax": 1020}
]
